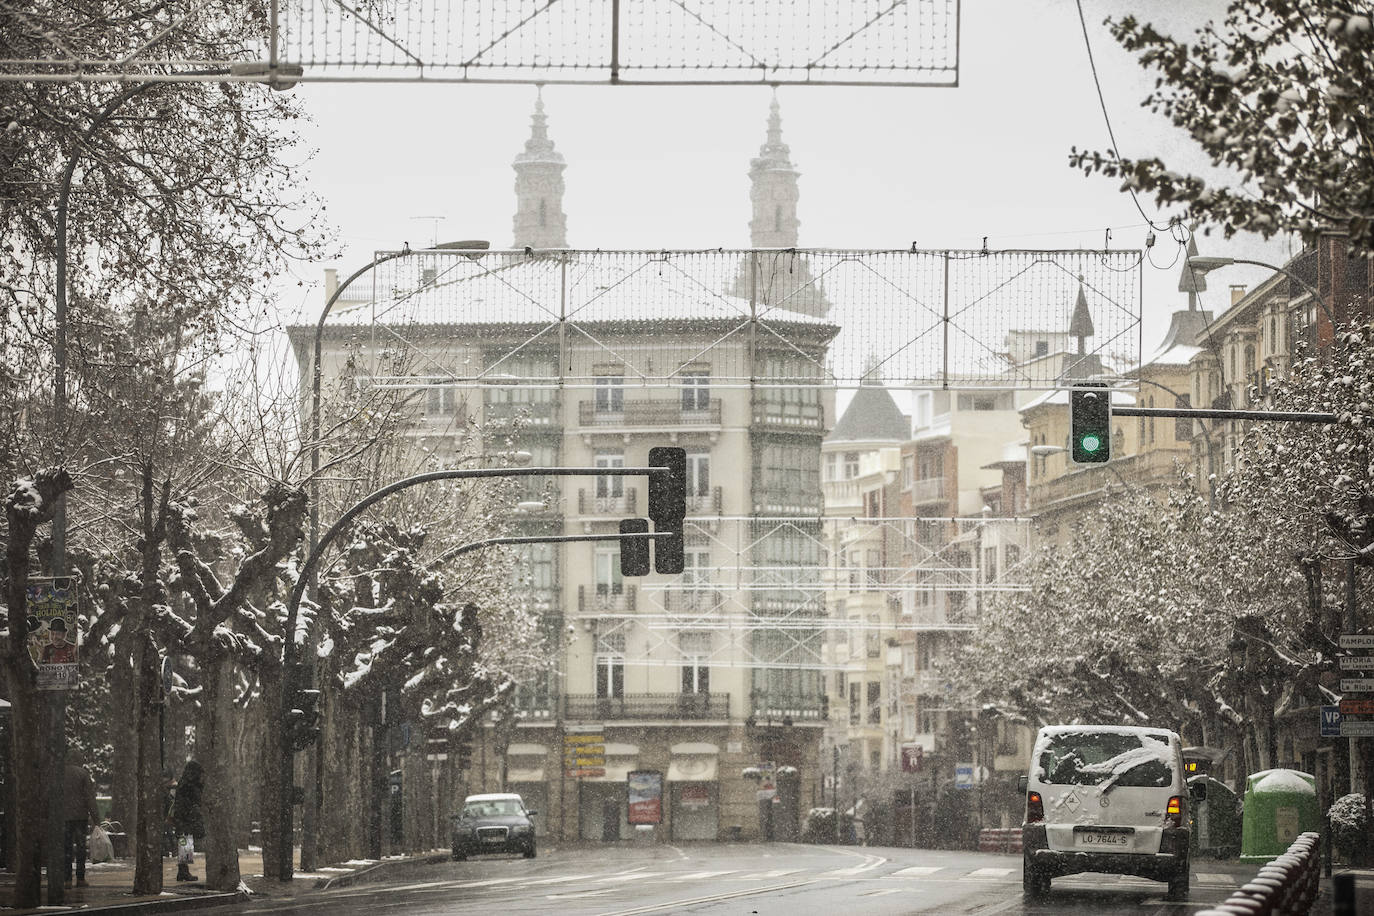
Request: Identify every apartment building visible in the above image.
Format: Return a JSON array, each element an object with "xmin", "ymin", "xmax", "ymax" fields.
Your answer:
[{"xmin": 292, "ymin": 97, "xmax": 837, "ymax": 844}]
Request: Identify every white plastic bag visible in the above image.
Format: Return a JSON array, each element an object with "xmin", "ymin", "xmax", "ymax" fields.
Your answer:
[
  {"xmin": 177, "ymin": 834, "xmax": 195, "ymax": 865},
  {"xmin": 88, "ymin": 824, "xmax": 114, "ymax": 863}
]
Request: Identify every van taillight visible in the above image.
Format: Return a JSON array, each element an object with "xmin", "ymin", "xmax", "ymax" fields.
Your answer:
[
  {"xmin": 1027, "ymin": 791, "xmax": 1044, "ymax": 823},
  {"xmin": 1165, "ymin": 795, "xmax": 1184, "ymax": 829}
]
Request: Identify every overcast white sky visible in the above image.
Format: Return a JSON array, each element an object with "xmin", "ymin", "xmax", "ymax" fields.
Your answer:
[{"xmin": 279, "ymin": 0, "xmax": 1297, "ymax": 369}]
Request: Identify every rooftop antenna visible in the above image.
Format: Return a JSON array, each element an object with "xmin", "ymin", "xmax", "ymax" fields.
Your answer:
[{"xmin": 410, "ymin": 215, "xmax": 446, "ymax": 248}]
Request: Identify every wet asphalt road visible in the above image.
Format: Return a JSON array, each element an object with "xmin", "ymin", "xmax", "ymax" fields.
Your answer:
[{"xmin": 223, "ymin": 842, "xmax": 1272, "ymax": 915}]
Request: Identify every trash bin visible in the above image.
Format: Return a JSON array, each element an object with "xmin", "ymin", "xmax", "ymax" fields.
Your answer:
[
  {"xmin": 634, "ymin": 824, "xmax": 654, "ymax": 846},
  {"xmin": 1240, "ymin": 768, "xmax": 1320, "ymax": 863},
  {"xmin": 1188, "ymin": 775, "xmax": 1240, "ymax": 858}
]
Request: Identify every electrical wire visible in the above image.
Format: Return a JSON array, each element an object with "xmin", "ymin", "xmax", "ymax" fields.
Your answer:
[{"xmin": 1073, "ymin": 0, "xmax": 1175, "ymax": 233}]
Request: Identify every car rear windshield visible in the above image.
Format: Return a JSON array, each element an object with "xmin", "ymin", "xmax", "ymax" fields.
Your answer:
[
  {"xmin": 1035, "ymin": 732, "xmax": 1174, "ymax": 787},
  {"xmin": 464, "ymin": 799, "xmax": 524, "ymax": 817}
]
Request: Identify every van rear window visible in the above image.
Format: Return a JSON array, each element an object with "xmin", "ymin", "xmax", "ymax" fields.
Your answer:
[{"xmin": 1035, "ymin": 732, "xmax": 1174, "ymax": 787}]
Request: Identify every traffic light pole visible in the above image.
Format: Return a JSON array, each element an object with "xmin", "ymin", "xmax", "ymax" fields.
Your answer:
[
  {"xmin": 1112, "ymin": 406, "xmax": 1338, "ymax": 424},
  {"xmin": 275, "ymin": 464, "xmax": 675, "ymax": 880}
]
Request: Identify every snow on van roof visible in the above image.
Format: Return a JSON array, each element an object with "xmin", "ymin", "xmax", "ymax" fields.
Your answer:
[
  {"xmin": 463, "ymin": 792, "xmax": 525, "ymax": 802},
  {"xmin": 1037, "ymin": 725, "xmax": 1175, "ymax": 739}
]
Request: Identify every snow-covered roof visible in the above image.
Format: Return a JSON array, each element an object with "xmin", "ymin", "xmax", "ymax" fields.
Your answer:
[
  {"xmin": 300, "ymin": 254, "xmax": 838, "ymax": 333},
  {"xmin": 1018, "ymin": 387, "xmax": 1137, "ymax": 414},
  {"xmin": 828, "ymin": 384, "xmax": 909, "ymax": 443},
  {"xmin": 464, "ymin": 792, "xmax": 527, "ymax": 802}
]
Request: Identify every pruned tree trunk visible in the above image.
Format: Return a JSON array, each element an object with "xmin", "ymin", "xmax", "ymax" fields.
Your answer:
[
  {"xmin": 259, "ymin": 662, "xmax": 284, "ymax": 879},
  {"xmin": 198, "ymin": 653, "xmax": 242, "ymax": 891},
  {"xmin": 4, "ymin": 469, "xmax": 74, "ymax": 908},
  {"xmin": 132, "ymin": 632, "xmax": 164, "ymax": 895}
]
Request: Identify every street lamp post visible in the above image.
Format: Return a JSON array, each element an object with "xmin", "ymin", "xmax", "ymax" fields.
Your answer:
[
  {"xmin": 298, "ymin": 240, "xmax": 488, "ymax": 870},
  {"xmin": 1186, "ymin": 255, "xmax": 1333, "ymax": 325}
]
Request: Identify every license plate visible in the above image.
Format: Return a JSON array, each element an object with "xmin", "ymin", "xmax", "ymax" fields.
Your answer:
[
  {"xmin": 1076, "ymin": 830, "xmax": 1129, "ymax": 847},
  {"xmin": 482, "ymin": 835, "xmax": 505, "ymax": 844}
]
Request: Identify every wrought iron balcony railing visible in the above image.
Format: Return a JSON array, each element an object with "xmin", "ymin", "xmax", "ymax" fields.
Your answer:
[
  {"xmin": 578, "ymin": 398, "xmax": 722, "ymax": 428},
  {"xmin": 562, "ymin": 692, "xmax": 730, "ymax": 721}
]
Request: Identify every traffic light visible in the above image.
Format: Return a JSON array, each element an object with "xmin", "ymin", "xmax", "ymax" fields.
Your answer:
[
  {"xmin": 648, "ymin": 446, "xmax": 685, "ymax": 575},
  {"xmin": 648, "ymin": 446, "xmax": 686, "ymax": 527},
  {"xmin": 619, "ymin": 518, "xmax": 651, "ymax": 576},
  {"xmin": 287, "ymin": 687, "xmax": 322, "ymax": 751},
  {"xmin": 1070, "ymin": 383, "xmax": 1112, "ymax": 464}
]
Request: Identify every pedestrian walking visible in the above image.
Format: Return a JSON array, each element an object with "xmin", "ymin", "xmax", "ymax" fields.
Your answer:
[
  {"xmin": 63, "ymin": 751, "xmax": 101, "ymax": 887},
  {"xmin": 168, "ymin": 760, "xmax": 205, "ymax": 882}
]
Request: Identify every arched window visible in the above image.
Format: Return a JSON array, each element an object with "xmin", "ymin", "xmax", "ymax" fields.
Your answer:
[
  {"xmin": 1244, "ymin": 345, "xmax": 1255, "ymax": 376},
  {"xmin": 539, "ymin": 199, "xmax": 547, "ymax": 228}
]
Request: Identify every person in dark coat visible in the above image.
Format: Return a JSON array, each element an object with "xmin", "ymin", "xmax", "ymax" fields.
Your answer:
[
  {"xmin": 168, "ymin": 760, "xmax": 205, "ymax": 882},
  {"xmin": 62, "ymin": 751, "xmax": 102, "ymax": 887}
]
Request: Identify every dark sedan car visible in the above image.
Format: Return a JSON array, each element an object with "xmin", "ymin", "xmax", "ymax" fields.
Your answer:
[{"xmin": 451, "ymin": 793, "xmax": 537, "ymax": 860}]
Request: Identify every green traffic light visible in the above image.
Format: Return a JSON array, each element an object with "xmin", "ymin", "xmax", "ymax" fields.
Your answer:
[{"xmin": 1080, "ymin": 434, "xmax": 1102, "ymax": 454}]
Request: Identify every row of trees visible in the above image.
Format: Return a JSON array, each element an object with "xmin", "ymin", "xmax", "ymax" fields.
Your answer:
[
  {"xmin": 953, "ymin": 323, "xmax": 1374, "ymax": 773},
  {"xmin": 1, "ymin": 3, "xmax": 553, "ymax": 908}
]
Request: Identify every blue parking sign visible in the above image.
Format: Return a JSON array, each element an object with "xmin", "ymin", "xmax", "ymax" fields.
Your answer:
[{"xmin": 1321, "ymin": 705, "xmax": 1342, "ymax": 737}]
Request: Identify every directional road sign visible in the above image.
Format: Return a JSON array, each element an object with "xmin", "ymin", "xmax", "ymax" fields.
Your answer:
[
  {"xmin": 1341, "ymin": 720, "xmax": 1374, "ymax": 737},
  {"xmin": 1340, "ymin": 634, "xmax": 1374, "ymax": 650},
  {"xmin": 1340, "ymin": 679, "xmax": 1374, "ymax": 693},
  {"xmin": 1340, "ymin": 698, "xmax": 1374, "ymax": 715},
  {"xmin": 1340, "ymin": 656, "xmax": 1374, "ymax": 669}
]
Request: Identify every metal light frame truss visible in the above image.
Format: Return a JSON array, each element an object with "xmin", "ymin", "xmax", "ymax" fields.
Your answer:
[
  {"xmin": 0, "ymin": 0, "xmax": 960, "ymax": 87},
  {"xmin": 311, "ymin": 247, "xmax": 1143, "ymax": 393},
  {"xmin": 577, "ymin": 515, "xmax": 1031, "ymax": 672}
]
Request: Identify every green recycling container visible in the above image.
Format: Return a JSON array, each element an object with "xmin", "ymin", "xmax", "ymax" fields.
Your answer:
[
  {"xmin": 1189, "ymin": 775, "xmax": 1241, "ymax": 858},
  {"xmin": 1239, "ymin": 768, "xmax": 1319, "ymax": 863}
]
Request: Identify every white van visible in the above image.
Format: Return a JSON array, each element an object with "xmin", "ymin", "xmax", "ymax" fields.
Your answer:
[{"xmin": 1019, "ymin": 725, "xmax": 1191, "ymax": 899}]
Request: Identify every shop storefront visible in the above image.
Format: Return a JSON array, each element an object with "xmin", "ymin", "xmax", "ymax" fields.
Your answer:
[
  {"xmin": 668, "ymin": 743, "xmax": 719, "ymax": 840},
  {"xmin": 577, "ymin": 743, "xmax": 638, "ymax": 841}
]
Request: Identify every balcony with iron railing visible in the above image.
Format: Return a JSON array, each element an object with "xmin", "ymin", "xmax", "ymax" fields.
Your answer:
[
  {"xmin": 577, "ymin": 486, "xmax": 638, "ymax": 516},
  {"xmin": 908, "ymin": 477, "xmax": 947, "ymax": 506},
  {"xmin": 1029, "ymin": 447, "xmax": 1191, "ymax": 510},
  {"xmin": 752, "ymin": 485, "xmax": 822, "ymax": 516},
  {"xmin": 749, "ymin": 692, "xmax": 828, "ymax": 723},
  {"xmin": 752, "ymin": 398, "xmax": 824, "ymax": 432},
  {"xmin": 484, "ymin": 398, "xmax": 562, "ymax": 428},
  {"xmin": 578, "ymin": 398, "xmax": 722, "ymax": 429},
  {"xmin": 659, "ymin": 588, "xmax": 727, "ymax": 613},
  {"xmin": 686, "ymin": 486, "xmax": 723, "ymax": 515},
  {"xmin": 562, "ymin": 692, "xmax": 730, "ymax": 721},
  {"xmin": 578, "ymin": 584, "xmax": 637, "ymax": 613}
]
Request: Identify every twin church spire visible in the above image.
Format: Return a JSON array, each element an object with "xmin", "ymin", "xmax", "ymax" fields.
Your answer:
[{"xmin": 510, "ymin": 92, "xmax": 803, "ymax": 252}]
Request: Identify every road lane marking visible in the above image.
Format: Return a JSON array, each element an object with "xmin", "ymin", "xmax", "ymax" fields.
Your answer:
[
  {"xmin": 596, "ymin": 872, "xmax": 665, "ymax": 883},
  {"xmin": 662, "ymin": 870, "xmax": 736, "ymax": 881},
  {"xmin": 549, "ymin": 889, "xmax": 615, "ymax": 899},
  {"xmin": 963, "ymin": 867, "xmax": 1013, "ymax": 879},
  {"xmin": 859, "ymin": 888, "xmax": 902, "ymax": 897},
  {"xmin": 595, "ymin": 879, "xmax": 819, "ymax": 916},
  {"xmin": 890, "ymin": 866, "xmax": 943, "ymax": 877},
  {"xmin": 1196, "ymin": 873, "xmax": 1235, "ymax": 884},
  {"xmin": 525, "ymin": 874, "xmax": 599, "ymax": 885},
  {"xmin": 730, "ymin": 868, "xmax": 802, "ymax": 879},
  {"xmin": 449, "ymin": 877, "xmax": 526, "ymax": 888}
]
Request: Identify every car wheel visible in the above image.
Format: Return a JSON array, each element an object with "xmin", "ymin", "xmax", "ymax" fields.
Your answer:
[
  {"xmin": 1166, "ymin": 862, "xmax": 1189, "ymax": 900},
  {"xmin": 524, "ymin": 844, "xmax": 537, "ymax": 859},
  {"xmin": 452, "ymin": 848, "xmax": 467, "ymax": 861}
]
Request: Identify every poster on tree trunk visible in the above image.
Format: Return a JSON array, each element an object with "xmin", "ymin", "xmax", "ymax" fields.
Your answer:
[{"xmin": 27, "ymin": 577, "xmax": 78, "ymax": 690}]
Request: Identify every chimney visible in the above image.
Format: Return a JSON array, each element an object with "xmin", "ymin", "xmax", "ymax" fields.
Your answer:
[{"xmin": 1229, "ymin": 284, "xmax": 1246, "ymax": 306}]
